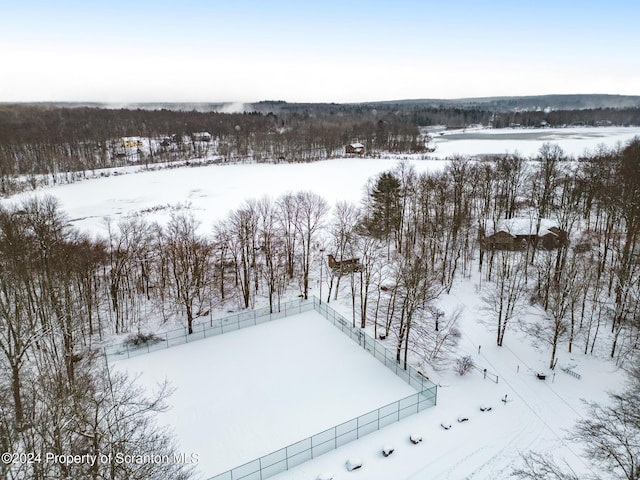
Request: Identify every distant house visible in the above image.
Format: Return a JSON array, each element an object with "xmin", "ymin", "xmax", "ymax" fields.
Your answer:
[
  {"xmin": 191, "ymin": 132, "xmax": 212, "ymax": 142},
  {"xmin": 120, "ymin": 137, "xmax": 142, "ymax": 148},
  {"xmin": 481, "ymin": 218, "xmax": 568, "ymax": 250},
  {"xmin": 346, "ymin": 142, "xmax": 365, "ymax": 155},
  {"xmin": 327, "ymin": 254, "xmax": 362, "ymax": 273}
]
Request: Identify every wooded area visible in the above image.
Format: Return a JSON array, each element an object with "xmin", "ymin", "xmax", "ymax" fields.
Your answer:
[
  {"xmin": 1, "ymin": 104, "xmax": 639, "ymax": 196},
  {"xmin": 1, "ymin": 105, "xmax": 639, "ymax": 479}
]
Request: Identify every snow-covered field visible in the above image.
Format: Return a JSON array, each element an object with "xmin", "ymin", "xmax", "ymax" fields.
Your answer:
[
  {"xmin": 4, "ymin": 126, "xmax": 640, "ymax": 238},
  {"xmin": 5, "ymin": 158, "xmax": 450, "ymax": 236},
  {"xmin": 111, "ymin": 311, "xmax": 417, "ymax": 477}
]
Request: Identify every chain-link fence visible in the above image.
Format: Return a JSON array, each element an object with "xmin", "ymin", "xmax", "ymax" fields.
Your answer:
[
  {"xmin": 207, "ymin": 387, "xmax": 436, "ymax": 480},
  {"xmin": 104, "ymin": 298, "xmax": 313, "ymax": 360},
  {"xmin": 103, "ymin": 296, "xmax": 437, "ymax": 480},
  {"xmin": 313, "ymin": 298, "xmax": 434, "ymax": 393},
  {"xmin": 206, "ymin": 298, "xmax": 438, "ymax": 480}
]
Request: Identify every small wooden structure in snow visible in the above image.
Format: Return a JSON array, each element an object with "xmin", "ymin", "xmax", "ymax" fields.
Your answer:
[
  {"xmin": 345, "ymin": 142, "xmax": 365, "ymax": 155},
  {"xmin": 327, "ymin": 254, "xmax": 362, "ymax": 273}
]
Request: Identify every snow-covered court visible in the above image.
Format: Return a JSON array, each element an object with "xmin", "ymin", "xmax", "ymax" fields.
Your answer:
[{"xmin": 111, "ymin": 311, "xmax": 417, "ymax": 477}]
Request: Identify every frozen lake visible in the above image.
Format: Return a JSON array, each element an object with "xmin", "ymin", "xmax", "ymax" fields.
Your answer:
[
  {"xmin": 431, "ymin": 125, "xmax": 640, "ymax": 157},
  {"xmin": 3, "ymin": 126, "xmax": 639, "ymax": 238}
]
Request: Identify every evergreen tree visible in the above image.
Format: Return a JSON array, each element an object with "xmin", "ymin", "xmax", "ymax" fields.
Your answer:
[{"xmin": 365, "ymin": 171, "xmax": 402, "ymax": 240}]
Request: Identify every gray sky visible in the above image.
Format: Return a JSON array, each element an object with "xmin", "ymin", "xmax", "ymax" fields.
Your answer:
[{"xmin": 1, "ymin": 0, "xmax": 638, "ymax": 103}]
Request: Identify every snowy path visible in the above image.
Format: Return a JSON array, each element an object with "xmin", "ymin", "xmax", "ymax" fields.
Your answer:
[{"xmin": 271, "ymin": 278, "xmax": 620, "ymax": 480}]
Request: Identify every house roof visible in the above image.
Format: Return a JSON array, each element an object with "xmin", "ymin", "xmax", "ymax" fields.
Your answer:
[
  {"xmin": 349, "ymin": 142, "xmax": 364, "ymax": 148},
  {"xmin": 485, "ymin": 218, "xmax": 560, "ymax": 237}
]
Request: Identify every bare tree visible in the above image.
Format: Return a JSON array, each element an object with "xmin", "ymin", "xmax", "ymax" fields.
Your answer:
[
  {"xmin": 294, "ymin": 191, "xmax": 329, "ymax": 300},
  {"xmin": 530, "ymin": 251, "xmax": 582, "ymax": 369},
  {"xmin": 513, "ymin": 452, "xmax": 582, "ymax": 480},
  {"xmin": 482, "ymin": 249, "xmax": 528, "ymax": 346},
  {"xmin": 328, "ymin": 201, "xmax": 360, "ymax": 308},
  {"xmin": 256, "ymin": 197, "xmax": 288, "ymax": 313},
  {"xmin": 225, "ymin": 202, "xmax": 260, "ymax": 309},
  {"xmin": 412, "ymin": 307, "xmax": 462, "ymax": 370},
  {"xmin": 105, "ymin": 217, "xmax": 154, "ymax": 334},
  {"xmin": 160, "ymin": 213, "xmax": 212, "ymax": 334},
  {"xmin": 277, "ymin": 193, "xmax": 300, "ymax": 279},
  {"xmin": 390, "ymin": 252, "xmax": 443, "ymax": 369}
]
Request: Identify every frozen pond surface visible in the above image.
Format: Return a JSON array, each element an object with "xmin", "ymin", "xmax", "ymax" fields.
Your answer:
[{"xmin": 431, "ymin": 125, "xmax": 640, "ymax": 157}]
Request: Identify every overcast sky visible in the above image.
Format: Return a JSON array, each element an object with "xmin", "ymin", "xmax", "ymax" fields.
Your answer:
[{"xmin": 1, "ymin": 0, "xmax": 638, "ymax": 103}]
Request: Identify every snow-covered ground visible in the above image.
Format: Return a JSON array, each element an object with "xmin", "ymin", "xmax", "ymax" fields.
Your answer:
[
  {"xmin": 111, "ymin": 311, "xmax": 417, "ymax": 477},
  {"xmin": 268, "ymin": 278, "xmax": 623, "ymax": 480},
  {"xmin": 4, "ymin": 126, "xmax": 640, "ymax": 237},
  {"xmin": 111, "ymin": 273, "xmax": 624, "ymax": 480},
  {"xmin": 5, "ymin": 125, "xmax": 634, "ymax": 479},
  {"xmin": 431, "ymin": 125, "xmax": 640, "ymax": 158},
  {"xmin": 3, "ymin": 158, "xmax": 449, "ymax": 236}
]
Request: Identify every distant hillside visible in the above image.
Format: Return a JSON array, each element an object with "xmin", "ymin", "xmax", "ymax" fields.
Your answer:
[
  {"xmin": 366, "ymin": 94, "xmax": 640, "ymax": 112},
  {"xmin": 248, "ymin": 94, "xmax": 640, "ymax": 114},
  {"xmin": 6, "ymin": 94, "xmax": 640, "ymax": 114}
]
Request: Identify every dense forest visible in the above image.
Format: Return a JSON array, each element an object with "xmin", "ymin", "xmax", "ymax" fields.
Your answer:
[{"xmin": 1, "ymin": 133, "xmax": 640, "ymax": 478}]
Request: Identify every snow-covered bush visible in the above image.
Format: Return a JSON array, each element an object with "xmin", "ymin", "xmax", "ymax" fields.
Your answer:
[
  {"xmin": 455, "ymin": 355, "xmax": 474, "ymax": 376},
  {"xmin": 123, "ymin": 331, "xmax": 164, "ymax": 347}
]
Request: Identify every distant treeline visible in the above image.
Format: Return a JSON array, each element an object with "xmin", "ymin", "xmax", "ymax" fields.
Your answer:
[
  {"xmin": 491, "ymin": 107, "xmax": 640, "ymax": 128},
  {"xmin": 1, "ymin": 103, "xmax": 639, "ymax": 195},
  {"xmin": 0, "ymin": 105, "xmax": 423, "ymax": 194}
]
